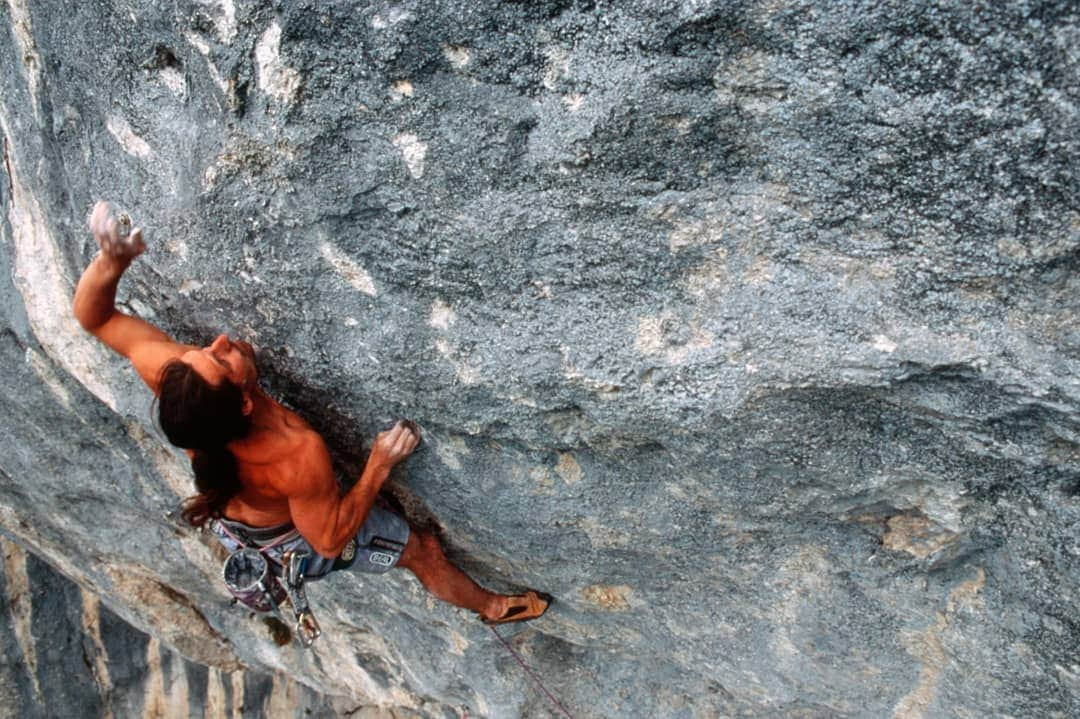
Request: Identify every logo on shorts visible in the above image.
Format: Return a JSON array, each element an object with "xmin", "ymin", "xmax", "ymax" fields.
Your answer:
[
  {"xmin": 340, "ymin": 540, "xmax": 356, "ymax": 563},
  {"xmin": 369, "ymin": 551, "xmax": 394, "ymax": 567}
]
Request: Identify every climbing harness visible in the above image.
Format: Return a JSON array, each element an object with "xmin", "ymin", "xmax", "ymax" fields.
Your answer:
[
  {"xmin": 488, "ymin": 625, "xmax": 575, "ymax": 719},
  {"xmin": 216, "ymin": 520, "xmax": 322, "ymax": 647}
]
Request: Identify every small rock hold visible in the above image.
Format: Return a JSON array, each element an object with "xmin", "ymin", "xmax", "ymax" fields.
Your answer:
[{"xmin": 580, "ymin": 584, "xmax": 632, "ymax": 611}]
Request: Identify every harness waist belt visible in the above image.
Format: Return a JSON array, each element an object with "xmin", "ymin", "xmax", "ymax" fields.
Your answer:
[{"xmin": 216, "ymin": 517, "xmax": 298, "ymax": 545}]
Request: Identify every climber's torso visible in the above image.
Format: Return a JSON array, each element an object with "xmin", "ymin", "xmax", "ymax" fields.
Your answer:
[{"xmin": 214, "ymin": 396, "xmax": 333, "ymax": 528}]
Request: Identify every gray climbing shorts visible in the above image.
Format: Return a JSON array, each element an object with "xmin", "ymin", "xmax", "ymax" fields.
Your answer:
[{"xmin": 211, "ymin": 505, "xmax": 411, "ymax": 579}]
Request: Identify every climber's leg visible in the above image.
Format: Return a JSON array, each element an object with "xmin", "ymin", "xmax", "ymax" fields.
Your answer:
[
  {"xmin": 396, "ymin": 528, "xmax": 506, "ymax": 618},
  {"xmin": 397, "ymin": 529, "xmax": 551, "ymax": 623}
]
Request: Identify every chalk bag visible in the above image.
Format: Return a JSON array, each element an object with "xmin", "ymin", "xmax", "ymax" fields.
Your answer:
[{"xmin": 223, "ymin": 547, "xmax": 287, "ymax": 613}]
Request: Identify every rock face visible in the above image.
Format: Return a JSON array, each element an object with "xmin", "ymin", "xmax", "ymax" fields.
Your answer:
[
  {"xmin": 0, "ymin": 538, "xmax": 345, "ymax": 719},
  {"xmin": 1, "ymin": 1, "xmax": 1078, "ymax": 717}
]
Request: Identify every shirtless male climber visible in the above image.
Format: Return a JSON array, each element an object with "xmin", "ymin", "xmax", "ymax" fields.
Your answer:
[{"xmin": 72, "ymin": 201, "xmax": 549, "ymax": 625}]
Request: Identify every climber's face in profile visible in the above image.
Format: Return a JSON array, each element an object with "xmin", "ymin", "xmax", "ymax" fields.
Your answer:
[{"xmin": 179, "ymin": 334, "xmax": 258, "ymax": 391}]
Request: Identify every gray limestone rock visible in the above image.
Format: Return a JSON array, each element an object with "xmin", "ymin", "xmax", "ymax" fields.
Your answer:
[
  {"xmin": 0, "ymin": 0, "xmax": 1078, "ymax": 717},
  {"xmin": 0, "ymin": 538, "xmax": 346, "ymax": 719}
]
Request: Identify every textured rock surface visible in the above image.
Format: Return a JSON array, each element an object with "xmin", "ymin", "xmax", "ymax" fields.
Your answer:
[
  {"xmin": 0, "ymin": 537, "xmax": 346, "ymax": 719},
  {"xmin": 1, "ymin": 0, "xmax": 1078, "ymax": 717}
]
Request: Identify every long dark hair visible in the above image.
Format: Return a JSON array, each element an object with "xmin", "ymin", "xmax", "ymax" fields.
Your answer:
[{"xmin": 157, "ymin": 360, "xmax": 251, "ymax": 527}]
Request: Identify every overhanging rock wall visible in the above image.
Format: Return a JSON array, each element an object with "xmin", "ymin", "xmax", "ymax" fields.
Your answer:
[{"xmin": 1, "ymin": 1, "xmax": 1078, "ymax": 717}]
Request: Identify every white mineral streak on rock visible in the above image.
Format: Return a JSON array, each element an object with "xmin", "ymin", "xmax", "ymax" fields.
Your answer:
[
  {"xmin": 123, "ymin": 419, "xmax": 191, "ymax": 500},
  {"xmin": 158, "ymin": 66, "xmax": 186, "ymax": 96},
  {"xmin": 202, "ymin": 163, "xmax": 220, "ymax": 190},
  {"xmin": 533, "ymin": 279, "xmax": 553, "ymax": 297},
  {"xmin": 255, "ymin": 22, "xmax": 300, "ymax": 103},
  {"xmin": 106, "ymin": 115, "xmax": 153, "ymax": 159},
  {"xmin": 580, "ymin": 518, "xmax": 633, "ymax": 548},
  {"xmin": 25, "ymin": 347, "xmax": 73, "ymax": 409},
  {"xmin": 428, "ymin": 298, "xmax": 456, "ymax": 330},
  {"xmin": 530, "ymin": 465, "xmax": 555, "ymax": 491},
  {"xmin": 667, "ymin": 184, "xmax": 802, "ymax": 259},
  {"xmin": 442, "ymin": 44, "xmax": 470, "ymax": 69},
  {"xmin": 319, "ymin": 240, "xmax": 378, "ymax": 296},
  {"xmin": 390, "ymin": 79, "xmax": 414, "ymax": 99},
  {"xmin": 179, "ymin": 279, "xmax": 203, "ymax": 296},
  {"xmin": 664, "ymin": 482, "xmax": 687, "ymax": 499},
  {"xmin": 184, "ymin": 32, "xmax": 232, "ymax": 99},
  {"xmin": 392, "ymin": 133, "xmax": 427, "ymax": 179},
  {"xmin": 555, "ymin": 452, "xmax": 582, "ymax": 485},
  {"xmin": 743, "ymin": 255, "xmax": 775, "ymax": 284},
  {"xmin": 79, "ymin": 591, "xmax": 116, "ymax": 718},
  {"xmin": 7, "ymin": 0, "xmax": 41, "ymax": 116},
  {"xmin": 184, "ymin": 30, "xmax": 211, "ymax": 55},
  {"xmin": 873, "ymin": 335, "xmax": 899, "ymax": 353},
  {"xmin": 448, "ymin": 629, "xmax": 469, "ymax": 656},
  {"xmin": 371, "ymin": 6, "xmax": 411, "ymax": 29},
  {"xmin": 434, "ymin": 434, "xmax": 470, "ymax": 471},
  {"xmin": 1, "ymin": 542, "xmax": 45, "ymax": 706},
  {"xmin": 203, "ymin": 0, "xmax": 237, "ymax": 43},
  {"xmin": 661, "ymin": 115, "xmax": 693, "ymax": 136},
  {"xmin": 2, "ymin": 118, "xmax": 118, "ymax": 409}
]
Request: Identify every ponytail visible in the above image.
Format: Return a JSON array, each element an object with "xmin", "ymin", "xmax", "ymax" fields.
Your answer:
[
  {"xmin": 181, "ymin": 446, "xmax": 244, "ymax": 526},
  {"xmin": 157, "ymin": 360, "xmax": 250, "ymax": 527}
]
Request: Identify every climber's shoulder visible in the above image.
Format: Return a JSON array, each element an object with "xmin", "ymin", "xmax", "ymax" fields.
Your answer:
[
  {"xmin": 250, "ymin": 423, "xmax": 336, "ymax": 499},
  {"xmin": 87, "ymin": 311, "xmax": 193, "ymax": 393}
]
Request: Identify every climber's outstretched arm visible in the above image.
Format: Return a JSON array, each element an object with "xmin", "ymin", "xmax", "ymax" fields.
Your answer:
[
  {"xmin": 285, "ymin": 422, "xmax": 419, "ymax": 558},
  {"xmin": 73, "ymin": 201, "xmax": 192, "ymax": 393}
]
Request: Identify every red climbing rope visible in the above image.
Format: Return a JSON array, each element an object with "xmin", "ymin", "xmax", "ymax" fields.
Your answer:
[{"xmin": 488, "ymin": 625, "xmax": 575, "ymax": 719}]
